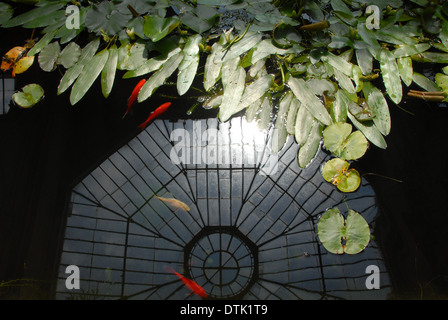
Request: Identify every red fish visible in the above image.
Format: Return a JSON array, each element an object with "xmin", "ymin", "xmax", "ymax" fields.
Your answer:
[
  {"xmin": 123, "ymin": 79, "xmax": 146, "ymax": 118},
  {"xmin": 138, "ymin": 102, "xmax": 171, "ymax": 130},
  {"xmin": 163, "ymin": 265, "xmax": 207, "ymax": 298}
]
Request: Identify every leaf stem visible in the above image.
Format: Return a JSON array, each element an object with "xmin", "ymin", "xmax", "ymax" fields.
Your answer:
[{"xmin": 361, "ymin": 172, "xmax": 403, "ymax": 183}]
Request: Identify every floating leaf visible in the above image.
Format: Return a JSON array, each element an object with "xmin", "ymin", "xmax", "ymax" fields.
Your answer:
[
  {"xmin": 286, "ymin": 97, "xmax": 300, "ymax": 135},
  {"xmin": 180, "ymin": 5, "xmax": 218, "ymax": 34},
  {"xmin": 323, "ymin": 122, "xmax": 368, "ymax": 160},
  {"xmin": 85, "ymin": 1, "xmax": 131, "ymax": 37},
  {"xmin": 123, "ymin": 47, "xmax": 182, "ymax": 79},
  {"xmin": 288, "ymin": 77, "xmax": 332, "ymax": 126},
  {"xmin": 294, "ymin": 103, "xmax": 313, "ymax": 146},
  {"xmin": 38, "ymin": 42, "xmax": 60, "ymax": 72},
  {"xmin": 317, "ymin": 207, "xmax": 370, "ymax": 254},
  {"xmin": 435, "ymin": 73, "xmax": 448, "ymax": 94},
  {"xmin": 257, "ymin": 94, "xmax": 273, "ymax": 130},
  {"xmin": 143, "ymin": 15, "xmax": 180, "ymax": 42},
  {"xmin": 331, "ymin": 90, "xmax": 348, "ymax": 123},
  {"xmin": 355, "ymin": 48, "xmax": 372, "ymax": 75},
  {"xmin": 412, "ymin": 72, "xmax": 441, "ymax": 92},
  {"xmin": 117, "ymin": 41, "xmax": 149, "ymax": 71},
  {"xmin": 58, "ymin": 39, "xmax": 100, "ymax": 95},
  {"xmin": 221, "ymin": 32, "xmax": 263, "ymax": 63},
  {"xmin": 362, "ymin": 82, "xmax": 391, "ymax": 136},
  {"xmin": 297, "ymin": 120, "xmax": 323, "ymax": 168},
  {"xmin": 411, "ymin": 52, "xmax": 448, "ymax": 63},
  {"xmin": 101, "ymin": 44, "xmax": 118, "ymax": 99},
  {"xmin": 251, "ymin": 39, "xmax": 302, "ymax": 64},
  {"xmin": 58, "ymin": 42, "xmax": 82, "ymax": 69},
  {"xmin": 0, "ymin": 3, "xmax": 13, "ymax": 25},
  {"xmin": 138, "ymin": 52, "xmax": 183, "ymax": 103},
  {"xmin": 177, "ymin": 34, "xmax": 201, "ymax": 96},
  {"xmin": 392, "ymin": 43, "xmax": 430, "ymax": 58},
  {"xmin": 347, "ymin": 113, "xmax": 387, "ymax": 149},
  {"xmin": 396, "ymin": 56, "xmax": 413, "ymax": 87},
  {"xmin": 272, "ymin": 92, "xmax": 293, "ymax": 153},
  {"xmin": 2, "ymin": 2, "xmax": 66, "ymax": 28},
  {"xmin": 70, "ymin": 49, "xmax": 109, "ymax": 105},
  {"xmin": 12, "ymin": 83, "xmax": 44, "ymax": 108},
  {"xmin": 233, "ymin": 74, "xmax": 273, "ymax": 114},
  {"xmin": 321, "ymin": 158, "xmax": 361, "ymax": 193},
  {"xmin": 218, "ymin": 57, "xmax": 246, "ymax": 122},
  {"xmin": 204, "ymin": 41, "xmax": 225, "ymax": 91},
  {"xmin": 380, "ymin": 48, "xmax": 402, "ymax": 104}
]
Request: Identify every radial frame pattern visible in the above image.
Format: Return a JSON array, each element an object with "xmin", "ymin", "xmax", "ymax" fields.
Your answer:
[{"xmin": 56, "ymin": 117, "xmax": 391, "ymax": 300}]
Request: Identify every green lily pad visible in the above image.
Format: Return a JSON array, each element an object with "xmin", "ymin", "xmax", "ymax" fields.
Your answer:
[
  {"xmin": 12, "ymin": 84, "xmax": 44, "ymax": 108},
  {"xmin": 322, "ymin": 158, "xmax": 361, "ymax": 192},
  {"xmin": 317, "ymin": 207, "xmax": 370, "ymax": 255},
  {"xmin": 143, "ymin": 15, "xmax": 180, "ymax": 42},
  {"xmin": 38, "ymin": 42, "xmax": 61, "ymax": 72},
  {"xmin": 0, "ymin": 3, "xmax": 13, "ymax": 25},
  {"xmin": 85, "ymin": 1, "xmax": 131, "ymax": 37},
  {"xmin": 323, "ymin": 122, "xmax": 368, "ymax": 160}
]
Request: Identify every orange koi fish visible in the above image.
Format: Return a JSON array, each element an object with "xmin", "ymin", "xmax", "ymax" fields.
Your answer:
[
  {"xmin": 156, "ymin": 196, "xmax": 190, "ymax": 211},
  {"xmin": 123, "ymin": 79, "xmax": 146, "ymax": 118},
  {"xmin": 138, "ymin": 102, "xmax": 171, "ymax": 130},
  {"xmin": 164, "ymin": 266, "xmax": 207, "ymax": 298}
]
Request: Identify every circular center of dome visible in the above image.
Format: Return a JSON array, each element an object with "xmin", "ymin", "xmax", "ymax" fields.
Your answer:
[{"xmin": 184, "ymin": 226, "xmax": 258, "ymax": 299}]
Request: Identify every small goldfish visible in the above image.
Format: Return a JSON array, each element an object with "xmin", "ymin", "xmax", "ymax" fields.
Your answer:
[
  {"xmin": 156, "ymin": 196, "xmax": 190, "ymax": 211},
  {"xmin": 138, "ymin": 102, "xmax": 171, "ymax": 130},
  {"xmin": 164, "ymin": 266, "xmax": 207, "ymax": 298},
  {"xmin": 123, "ymin": 79, "xmax": 146, "ymax": 118}
]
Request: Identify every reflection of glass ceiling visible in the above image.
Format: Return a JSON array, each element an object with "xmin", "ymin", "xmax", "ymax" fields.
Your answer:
[
  {"xmin": 55, "ymin": 117, "xmax": 391, "ymax": 300},
  {"xmin": 1, "ymin": 74, "xmax": 14, "ymax": 115}
]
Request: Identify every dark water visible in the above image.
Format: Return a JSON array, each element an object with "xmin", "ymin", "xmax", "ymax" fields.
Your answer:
[{"xmin": 1, "ymin": 27, "xmax": 447, "ymax": 300}]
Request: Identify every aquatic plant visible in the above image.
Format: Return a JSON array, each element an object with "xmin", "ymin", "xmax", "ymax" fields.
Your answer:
[
  {"xmin": 2, "ymin": 0, "xmax": 448, "ymax": 189},
  {"xmin": 317, "ymin": 206, "xmax": 370, "ymax": 254}
]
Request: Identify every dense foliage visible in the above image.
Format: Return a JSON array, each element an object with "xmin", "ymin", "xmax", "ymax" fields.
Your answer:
[{"xmin": 2, "ymin": 0, "xmax": 448, "ymax": 194}]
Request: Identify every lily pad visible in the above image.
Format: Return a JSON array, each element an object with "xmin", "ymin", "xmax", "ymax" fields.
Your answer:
[
  {"xmin": 323, "ymin": 122, "xmax": 368, "ymax": 160},
  {"xmin": 38, "ymin": 42, "xmax": 61, "ymax": 72},
  {"xmin": 85, "ymin": 1, "xmax": 131, "ymax": 37},
  {"xmin": 317, "ymin": 207, "xmax": 370, "ymax": 254},
  {"xmin": 143, "ymin": 15, "xmax": 180, "ymax": 42},
  {"xmin": 12, "ymin": 83, "xmax": 44, "ymax": 108},
  {"xmin": 322, "ymin": 158, "xmax": 361, "ymax": 192}
]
